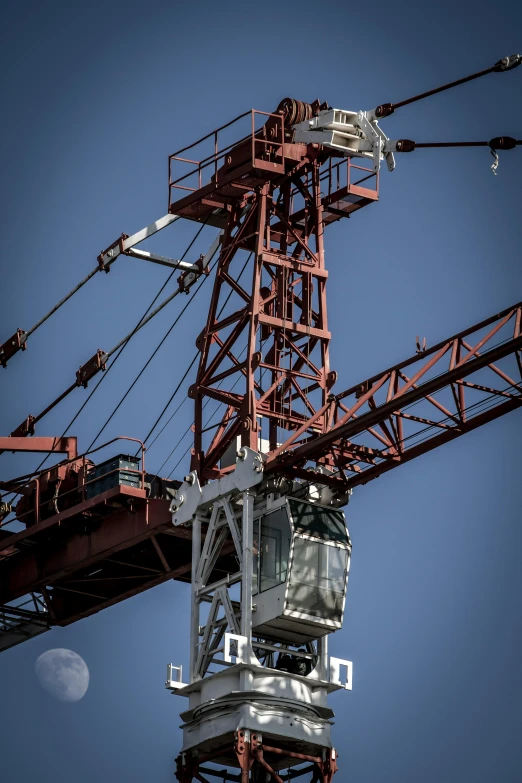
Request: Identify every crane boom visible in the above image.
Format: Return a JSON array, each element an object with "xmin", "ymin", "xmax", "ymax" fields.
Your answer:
[{"xmin": 266, "ymin": 301, "xmax": 522, "ymax": 487}]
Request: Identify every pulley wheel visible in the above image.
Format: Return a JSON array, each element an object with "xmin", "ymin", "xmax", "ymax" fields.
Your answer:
[{"xmin": 277, "ymin": 97, "xmax": 313, "ymax": 127}]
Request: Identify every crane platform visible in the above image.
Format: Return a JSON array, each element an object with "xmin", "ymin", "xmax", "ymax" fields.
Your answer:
[
  {"xmin": 168, "ymin": 108, "xmax": 379, "ymax": 230},
  {"xmin": 0, "ymin": 444, "xmax": 240, "ymax": 652}
]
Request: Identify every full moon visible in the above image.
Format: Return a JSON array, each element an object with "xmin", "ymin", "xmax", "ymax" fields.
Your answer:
[{"xmin": 35, "ymin": 648, "xmax": 89, "ymax": 702}]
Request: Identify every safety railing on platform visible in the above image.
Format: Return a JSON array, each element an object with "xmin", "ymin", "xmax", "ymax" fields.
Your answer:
[
  {"xmin": 323, "ymin": 156, "xmax": 379, "ymax": 198},
  {"xmin": 168, "ymin": 109, "xmax": 285, "ymax": 205}
]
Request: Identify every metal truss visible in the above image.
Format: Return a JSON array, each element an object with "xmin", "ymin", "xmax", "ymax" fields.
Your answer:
[
  {"xmin": 0, "ymin": 592, "xmax": 50, "ymax": 652},
  {"xmin": 188, "ymin": 489, "xmax": 321, "ymax": 682},
  {"xmin": 191, "ymin": 496, "xmax": 244, "ymax": 680},
  {"xmin": 189, "ymin": 157, "xmax": 333, "ymax": 483},
  {"xmin": 182, "ymin": 128, "xmax": 379, "ymax": 483},
  {"xmin": 1, "ymin": 302, "xmax": 520, "ymax": 643},
  {"xmin": 265, "ymin": 301, "xmax": 522, "ymax": 488},
  {"xmin": 0, "ymin": 486, "xmax": 193, "ymax": 628},
  {"xmin": 176, "ymin": 730, "xmax": 338, "ymax": 783}
]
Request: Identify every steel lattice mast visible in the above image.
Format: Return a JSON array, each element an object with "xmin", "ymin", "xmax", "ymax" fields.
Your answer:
[
  {"xmin": 188, "ymin": 140, "xmax": 336, "ymax": 481},
  {"xmin": 167, "ymin": 102, "xmax": 380, "ymax": 484}
]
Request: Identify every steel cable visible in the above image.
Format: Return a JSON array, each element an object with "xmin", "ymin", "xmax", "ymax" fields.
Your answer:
[
  {"xmin": 86, "ymin": 232, "xmax": 217, "ymax": 452},
  {"xmin": 0, "ymin": 222, "xmax": 210, "ymax": 504},
  {"xmin": 144, "ymin": 252, "xmax": 253, "ymax": 471},
  {"xmin": 164, "ymin": 349, "xmax": 247, "ymax": 478},
  {"xmin": 139, "ymin": 355, "xmax": 199, "ymax": 452}
]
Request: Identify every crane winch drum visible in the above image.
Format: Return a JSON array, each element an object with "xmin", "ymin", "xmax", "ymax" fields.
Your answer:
[{"xmin": 252, "ymin": 497, "xmax": 351, "ymax": 645}]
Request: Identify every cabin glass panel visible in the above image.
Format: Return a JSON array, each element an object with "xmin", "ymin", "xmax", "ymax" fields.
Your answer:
[
  {"xmin": 286, "ymin": 538, "xmax": 348, "ymax": 621},
  {"xmin": 288, "ymin": 498, "xmax": 348, "ymax": 543},
  {"xmin": 253, "ymin": 506, "xmax": 291, "ymax": 594}
]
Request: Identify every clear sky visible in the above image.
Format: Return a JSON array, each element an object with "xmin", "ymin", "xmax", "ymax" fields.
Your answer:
[{"xmin": 0, "ymin": 1, "xmax": 521, "ymax": 781}]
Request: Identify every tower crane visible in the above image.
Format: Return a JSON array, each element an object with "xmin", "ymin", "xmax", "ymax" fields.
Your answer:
[{"xmin": 0, "ymin": 54, "xmax": 521, "ymax": 782}]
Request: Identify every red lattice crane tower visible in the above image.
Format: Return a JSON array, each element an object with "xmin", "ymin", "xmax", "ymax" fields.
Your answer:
[
  {"xmin": 0, "ymin": 54, "xmax": 521, "ymax": 783},
  {"xmin": 171, "ymin": 105, "xmax": 351, "ymax": 481}
]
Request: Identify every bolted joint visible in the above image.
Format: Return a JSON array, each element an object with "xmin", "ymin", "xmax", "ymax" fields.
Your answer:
[
  {"xmin": 194, "ymin": 253, "xmax": 210, "ymax": 275},
  {"xmin": 11, "ymin": 415, "xmax": 36, "ymax": 437},
  {"xmin": 195, "ymin": 329, "xmax": 209, "ymax": 351},
  {"xmin": 241, "ymin": 418, "xmax": 251, "ymax": 431},
  {"xmin": 178, "ymin": 254, "xmax": 209, "ymax": 294},
  {"xmin": 0, "ymin": 329, "xmax": 27, "ymax": 368},
  {"xmin": 169, "ymin": 489, "xmax": 185, "ymax": 513},
  {"xmin": 76, "ymin": 350, "xmax": 108, "ymax": 388},
  {"xmin": 0, "ymin": 501, "xmax": 12, "ymax": 521},
  {"xmin": 320, "ymin": 747, "xmax": 339, "ymax": 782},
  {"xmin": 97, "ymin": 233, "xmax": 128, "ymax": 272},
  {"xmin": 326, "ymin": 370, "xmax": 337, "ymax": 390},
  {"xmin": 174, "ymin": 752, "xmax": 193, "ymax": 783},
  {"xmin": 177, "ymin": 271, "xmax": 196, "ymax": 293},
  {"xmin": 355, "ymin": 380, "xmax": 370, "ymax": 399}
]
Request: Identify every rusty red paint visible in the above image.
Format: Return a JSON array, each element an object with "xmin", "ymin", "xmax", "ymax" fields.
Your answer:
[
  {"xmin": 169, "ymin": 109, "xmax": 379, "ymax": 483},
  {"xmin": 264, "ymin": 303, "xmax": 522, "ymax": 486},
  {"xmin": 0, "ymin": 436, "xmax": 77, "ymax": 461}
]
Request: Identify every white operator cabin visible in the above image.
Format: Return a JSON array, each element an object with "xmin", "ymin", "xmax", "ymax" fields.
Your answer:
[{"xmin": 252, "ymin": 496, "xmax": 351, "ymax": 645}]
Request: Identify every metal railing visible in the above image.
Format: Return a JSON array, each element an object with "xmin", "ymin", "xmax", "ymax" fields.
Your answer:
[
  {"xmin": 168, "ymin": 110, "xmax": 285, "ymax": 205},
  {"xmin": 0, "ymin": 436, "xmax": 146, "ymax": 532}
]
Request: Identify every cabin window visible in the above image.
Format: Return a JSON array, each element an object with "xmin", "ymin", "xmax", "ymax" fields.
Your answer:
[
  {"xmin": 288, "ymin": 498, "xmax": 348, "ymax": 544},
  {"xmin": 286, "ymin": 539, "xmax": 348, "ymax": 621},
  {"xmin": 253, "ymin": 506, "xmax": 291, "ymax": 594}
]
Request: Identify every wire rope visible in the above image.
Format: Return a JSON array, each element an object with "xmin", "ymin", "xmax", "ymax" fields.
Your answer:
[
  {"xmin": 144, "ymin": 252, "xmax": 253, "ymax": 468},
  {"xmin": 86, "ymin": 232, "xmax": 217, "ymax": 452},
  {"xmin": 164, "ymin": 354, "xmax": 247, "ymax": 478},
  {"xmin": 1, "ymin": 221, "xmax": 210, "ymax": 503},
  {"xmin": 140, "ymin": 356, "xmax": 199, "ymax": 451}
]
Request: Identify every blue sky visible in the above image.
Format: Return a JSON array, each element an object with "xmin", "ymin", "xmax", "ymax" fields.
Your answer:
[{"xmin": 0, "ymin": 1, "xmax": 521, "ymax": 781}]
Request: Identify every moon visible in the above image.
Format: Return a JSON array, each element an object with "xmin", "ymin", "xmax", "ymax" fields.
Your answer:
[{"xmin": 35, "ymin": 648, "xmax": 89, "ymax": 702}]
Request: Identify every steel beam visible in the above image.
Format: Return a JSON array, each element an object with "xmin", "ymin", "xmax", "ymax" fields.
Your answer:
[
  {"xmin": 0, "ymin": 436, "xmax": 77, "ymax": 460},
  {"xmin": 0, "ymin": 494, "xmax": 193, "ymax": 628},
  {"xmin": 264, "ymin": 302, "xmax": 522, "ymax": 487}
]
